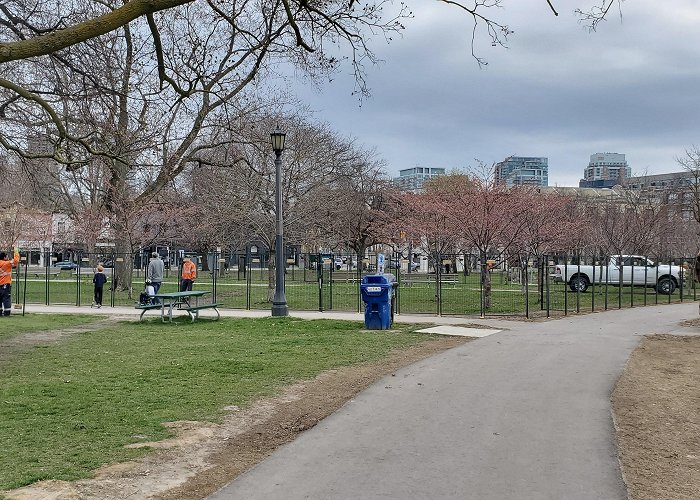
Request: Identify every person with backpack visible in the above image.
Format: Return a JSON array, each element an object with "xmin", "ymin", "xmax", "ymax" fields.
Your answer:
[
  {"xmin": 0, "ymin": 246, "xmax": 20, "ymax": 316},
  {"xmin": 92, "ymin": 265, "xmax": 108, "ymax": 308},
  {"xmin": 139, "ymin": 280, "xmax": 155, "ymax": 305}
]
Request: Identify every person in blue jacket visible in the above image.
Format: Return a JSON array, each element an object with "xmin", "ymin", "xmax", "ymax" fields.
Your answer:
[{"xmin": 92, "ymin": 265, "xmax": 108, "ymax": 308}]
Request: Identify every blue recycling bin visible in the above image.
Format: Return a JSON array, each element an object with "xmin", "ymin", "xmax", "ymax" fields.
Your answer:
[{"xmin": 360, "ymin": 274, "xmax": 397, "ymax": 330}]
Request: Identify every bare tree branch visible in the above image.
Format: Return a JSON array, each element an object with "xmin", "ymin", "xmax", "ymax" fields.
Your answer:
[{"xmin": 0, "ymin": 0, "xmax": 193, "ymax": 62}]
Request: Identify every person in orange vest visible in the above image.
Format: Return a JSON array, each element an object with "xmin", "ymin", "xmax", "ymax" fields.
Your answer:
[
  {"xmin": 0, "ymin": 247, "xmax": 20, "ymax": 316},
  {"xmin": 180, "ymin": 256, "xmax": 197, "ymax": 292}
]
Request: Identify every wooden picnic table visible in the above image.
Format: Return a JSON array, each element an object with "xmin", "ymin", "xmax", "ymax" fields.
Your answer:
[{"xmin": 137, "ymin": 290, "xmax": 221, "ymax": 323}]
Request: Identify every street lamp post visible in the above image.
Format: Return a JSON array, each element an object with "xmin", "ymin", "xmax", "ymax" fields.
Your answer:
[{"xmin": 271, "ymin": 129, "xmax": 288, "ymax": 316}]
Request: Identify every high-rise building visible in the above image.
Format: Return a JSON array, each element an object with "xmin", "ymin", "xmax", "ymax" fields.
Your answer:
[
  {"xmin": 494, "ymin": 157, "xmax": 548, "ymax": 187},
  {"xmin": 393, "ymin": 167, "xmax": 446, "ymax": 192},
  {"xmin": 579, "ymin": 153, "xmax": 630, "ymax": 188}
]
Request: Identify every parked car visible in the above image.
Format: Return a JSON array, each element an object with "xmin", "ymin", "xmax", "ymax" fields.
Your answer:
[
  {"xmin": 387, "ymin": 259, "xmax": 419, "ymax": 271},
  {"xmin": 53, "ymin": 261, "xmax": 78, "ymax": 270},
  {"xmin": 553, "ymin": 255, "xmax": 684, "ymax": 294}
]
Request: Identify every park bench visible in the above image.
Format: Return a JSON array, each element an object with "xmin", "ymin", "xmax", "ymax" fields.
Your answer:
[
  {"xmin": 208, "ymin": 270, "xmax": 230, "ymax": 278},
  {"xmin": 330, "ymin": 271, "xmax": 364, "ymax": 283},
  {"xmin": 135, "ymin": 302, "xmax": 164, "ymax": 322},
  {"xmin": 402, "ymin": 274, "xmax": 459, "ymax": 288},
  {"xmin": 27, "ymin": 269, "xmax": 61, "ymax": 278}
]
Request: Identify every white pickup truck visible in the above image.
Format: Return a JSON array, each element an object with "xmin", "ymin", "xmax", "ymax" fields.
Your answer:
[{"xmin": 553, "ymin": 255, "xmax": 685, "ymax": 295}]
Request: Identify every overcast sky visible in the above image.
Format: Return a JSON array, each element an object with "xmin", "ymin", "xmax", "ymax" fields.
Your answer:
[{"xmin": 288, "ymin": 1, "xmax": 700, "ymax": 187}]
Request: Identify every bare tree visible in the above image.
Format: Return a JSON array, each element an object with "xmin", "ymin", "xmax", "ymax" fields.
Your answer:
[
  {"xmin": 319, "ymin": 149, "xmax": 392, "ymax": 268},
  {"xmin": 188, "ymin": 113, "xmax": 384, "ymax": 300},
  {"xmin": 586, "ymin": 188, "xmax": 666, "ymax": 258},
  {"xmin": 676, "ymin": 146, "xmax": 700, "ymax": 225}
]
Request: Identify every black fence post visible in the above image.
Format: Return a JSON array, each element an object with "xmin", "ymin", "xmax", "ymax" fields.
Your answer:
[
  {"xmin": 435, "ymin": 253, "xmax": 440, "ymax": 316},
  {"xmin": 212, "ymin": 250, "xmax": 218, "ymax": 303},
  {"xmin": 545, "ymin": 255, "xmax": 550, "ymax": 318},
  {"xmin": 654, "ymin": 256, "xmax": 659, "ymax": 305},
  {"xmin": 644, "ymin": 257, "xmax": 648, "ymax": 307},
  {"xmin": 479, "ymin": 258, "xmax": 485, "ymax": 319},
  {"xmin": 591, "ymin": 257, "xmax": 596, "ymax": 313},
  {"xmin": 317, "ymin": 253, "xmax": 323, "ymax": 312},
  {"xmin": 22, "ymin": 255, "xmax": 28, "ymax": 316},
  {"xmin": 110, "ymin": 252, "xmax": 116, "ymax": 307},
  {"xmin": 329, "ymin": 255, "xmax": 333, "ymax": 311},
  {"xmin": 617, "ymin": 255, "xmax": 623, "ymax": 310},
  {"xmin": 356, "ymin": 252, "xmax": 362, "ymax": 313},
  {"xmin": 630, "ymin": 259, "xmax": 635, "ymax": 308},
  {"xmin": 576, "ymin": 255, "xmax": 581, "ymax": 314},
  {"xmin": 75, "ymin": 252, "xmax": 81, "ymax": 307},
  {"xmin": 668, "ymin": 255, "xmax": 672, "ymax": 305},
  {"xmin": 604, "ymin": 258, "xmax": 609, "ymax": 310},
  {"xmin": 563, "ymin": 253, "xmax": 568, "ymax": 316},
  {"xmin": 524, "ymin": 258, "xmax": 529, "ymax": 319},
  {"xmin": 246, "ymin": 255, "xmax": 251, "ymax": 310}
]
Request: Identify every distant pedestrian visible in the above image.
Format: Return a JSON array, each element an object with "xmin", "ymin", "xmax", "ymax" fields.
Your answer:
[
  {"xmin": 0, "ymin": 247, "xmax": 20, "ymax": 316},
  {"xmin": 92, "ymin": 265, "xmax": 108, "ymax": 308},
  {"xmin": 180, "ymin": 256, "xmax": 197, "ymax": 291},
  {"xmin": 148, "ymin": 252, "xmax": 165, "ymax": 303}
]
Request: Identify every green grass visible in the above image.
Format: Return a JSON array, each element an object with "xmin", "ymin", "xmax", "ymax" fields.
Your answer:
[
  {"xmin": 0, "ymin": 316, "xmax": 430, "ymax": 490},
  {"xmin": 0, "ymin": 314, "xmax": 98, "ymax": 339}
]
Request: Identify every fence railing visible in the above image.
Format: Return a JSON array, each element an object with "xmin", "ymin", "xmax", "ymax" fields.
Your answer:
[{"xmin": 12, "ymin": 251, "xmax": 699, "ymax": 318}]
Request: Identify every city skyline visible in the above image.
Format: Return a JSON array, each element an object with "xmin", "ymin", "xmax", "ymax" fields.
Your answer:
[{"xmin": 288, "ymin": 1, "xmax": 700, "ymax": 187}]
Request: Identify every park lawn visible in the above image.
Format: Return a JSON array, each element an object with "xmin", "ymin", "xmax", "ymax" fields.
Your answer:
[
  {"xmin": 0, "ymin": 314, "xmax": 99, "ymax": 339},
  {"xmin": 0, "ymin": 316, "xmax": 430, "ymax": 490}
]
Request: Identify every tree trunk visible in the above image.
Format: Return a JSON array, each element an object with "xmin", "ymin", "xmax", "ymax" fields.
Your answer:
[
  {"xmin": 112, "ymin": 225, "xmax": 134, "ymax": 297},
  {"xmin": 198, "ymin": 248, "xmax": 211, "ymax": 272},
  {"xmin": 481, "ymin": 251, "xmax": 491, "ymax": 310}
]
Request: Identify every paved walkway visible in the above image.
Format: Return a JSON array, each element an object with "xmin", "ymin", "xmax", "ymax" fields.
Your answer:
[
  {"xmin": 17, "ymin": 303, "xmax": 508, "ymax": 326},
  {"xmin": 201, "ymin": 302, "xmax": 698, "ymax": 500}
]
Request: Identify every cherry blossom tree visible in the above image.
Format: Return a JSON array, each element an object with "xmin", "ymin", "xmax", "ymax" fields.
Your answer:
[
  {"xmin": 442, "ymin": 169, "xmax": 531, "ymax": 309},
  {"xmin": 516, "ymin": 188, "xmax": 578, "ymax": 300}
]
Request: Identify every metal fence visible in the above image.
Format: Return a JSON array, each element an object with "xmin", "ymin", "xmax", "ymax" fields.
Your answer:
[{"xmin": 11, "ymin": 250, "xmax": 699, "ymax": 318}]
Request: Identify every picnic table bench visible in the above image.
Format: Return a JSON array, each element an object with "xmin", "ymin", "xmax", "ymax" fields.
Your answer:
[
  {"xmin": 135, "ymin": 302, "xmax": 164, "ymax": 322},
  {"xmin": 183, "ymin": 302, "xmax": 222, "ymax": 322}
]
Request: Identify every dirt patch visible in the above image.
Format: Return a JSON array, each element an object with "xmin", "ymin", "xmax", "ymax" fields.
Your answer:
[
  {"xmin": 0, "ymin": 317, "xmax": 124, "ymax": 365},
  {"xmin": 3, "ymin": 335, "xmax": 468, "ymax": 500},
  {"xmin": 612, "ymin": 333, "xmax": 700, "ymax": 500}
]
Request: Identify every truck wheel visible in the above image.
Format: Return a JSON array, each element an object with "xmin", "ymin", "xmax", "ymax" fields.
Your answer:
[
  {"xmin": 569, "ymin": 275, "xmax": 589, "ymax": 293},
  {"xmin": 656, "ymin": 277, "xmax": 676, "ymax": 295}
]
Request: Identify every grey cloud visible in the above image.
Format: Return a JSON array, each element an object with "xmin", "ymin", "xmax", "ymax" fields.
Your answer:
[{"xmin": 290, "ymin": 0, "xmax": 700, "ymax": 185}]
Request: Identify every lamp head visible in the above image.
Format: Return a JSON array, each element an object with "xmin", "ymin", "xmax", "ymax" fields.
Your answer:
[{"xmin": 270, "ymin": 129, "xmax": 286, "ymax": 154}]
